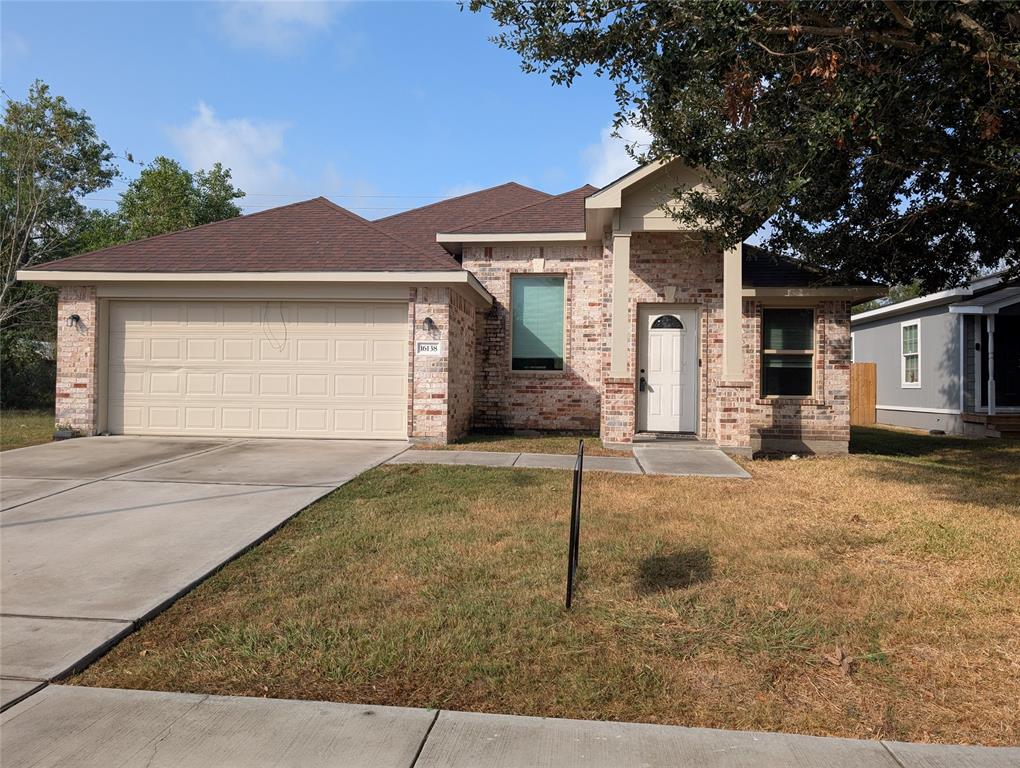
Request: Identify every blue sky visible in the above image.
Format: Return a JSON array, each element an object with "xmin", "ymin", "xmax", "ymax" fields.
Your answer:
[{"xmin": 2, "ymin": 1, "xmax": 649, "ymax": 218}]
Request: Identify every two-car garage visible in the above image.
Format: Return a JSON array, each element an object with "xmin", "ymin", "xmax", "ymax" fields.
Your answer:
[{"xmin": 105, "ymin": 300, "xmax": 409, "ymax": 439}]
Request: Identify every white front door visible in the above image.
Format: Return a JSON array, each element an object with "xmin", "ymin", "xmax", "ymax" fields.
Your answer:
[{"xmin": 637, "ymin": 307, "xmax": 698, "ymax": 433}]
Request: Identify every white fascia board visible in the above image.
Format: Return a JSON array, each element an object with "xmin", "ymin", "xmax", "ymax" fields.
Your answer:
[
  {"xmin": 17, "ymin": 269, "xmax": 494, "ymax": 306},
  {"xmin": 949, "ymin": 292, "xmax": 1020, "ymax": 315},
  {"xmin": 850, "ymin": 287, "xmax": 970, "ymax": 323},
  {"xmin": 436, "ymin": 232, "xmax": 589, "ymax": 244},
  {"xmin": 585, "ymin": 158, "xmax": 673, "ymax": 210}
]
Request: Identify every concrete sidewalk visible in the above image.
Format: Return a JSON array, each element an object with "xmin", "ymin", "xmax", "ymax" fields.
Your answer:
[
  {"xmin": 2, "ymin": 685, "xmax": 1015, "ymax": 768},
  {"xmin": 389, "ymin": 444, "xmax": 750, "ymax": 479}
]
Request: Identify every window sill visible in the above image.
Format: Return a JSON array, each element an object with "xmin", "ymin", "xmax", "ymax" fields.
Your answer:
[
  {"xmin": 756, "ymin": 397, "xmax": 827, "ymax": 407},
  {"xmin": 511, "ymin": 369, "xmax": 568, "ymax": 378},
  {"xmin": 900, "ymin": 383, "xmax": 922, "ymax": 389}
]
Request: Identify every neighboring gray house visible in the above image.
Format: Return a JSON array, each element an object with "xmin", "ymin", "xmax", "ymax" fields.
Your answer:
[{"xmin": 851, "ymin": 274, "xmax": 1020, "ymax": 437}]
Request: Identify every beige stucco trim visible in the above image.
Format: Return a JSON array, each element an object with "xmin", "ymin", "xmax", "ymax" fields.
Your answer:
[
  {"xmin": 723, "ymin": 244, "xmax": 743, "ymax": 380},
  {"xmin": 19, "ymin": 269, "xmax": 493, "ymax": 307},
  {"xmin": 742, "ymin": 286, "xmax": 884, "ymax": 301},
  {"xmin": 436, "ymin": 232, "xmax": 590, "ymax": 244},
  {"xmin": 586, "ymin": 158, "xmax": 674, "ymax": 210},
  {"xmin": 610, "ymin": 234, "xmax": 631, "ymax": 377}
]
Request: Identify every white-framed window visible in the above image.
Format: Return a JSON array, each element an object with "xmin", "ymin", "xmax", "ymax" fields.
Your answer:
[
  {"xmin": 761, "ymin": 308, "xmax": 815, "ymax": 397},
  {"xmin": 850, "ymin": 332, "xmax": 856, "ymax": 363},
  {"xmin": 510, "ymin": 274, "xmax": 565, "ymax": 371},
  {"xmin": 901, "ymin": 319, "xmax": 920, "ymax": 388}
]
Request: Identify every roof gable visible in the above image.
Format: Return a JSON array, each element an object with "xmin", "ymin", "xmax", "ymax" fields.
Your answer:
[
  {"xmin": 372, "ymin": 182, "xmax": 550, "ymax": 256},
  {"xmin": 448, "ymin": 185, "xmax": 598, "ymax": 235},
  {"xmin": 32, "ymin": 197, "xmax": 461, "ymax": 273}
]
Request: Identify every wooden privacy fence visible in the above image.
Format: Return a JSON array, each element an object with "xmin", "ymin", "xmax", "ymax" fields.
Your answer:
[{"xmin": 851, "ymin": 362, "xmax": 877, "ymax": 426}]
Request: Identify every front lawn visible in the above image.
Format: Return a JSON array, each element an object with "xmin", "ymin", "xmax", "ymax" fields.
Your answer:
[
  {"xmin": 419, "ymin": 431, "xmax": 631, "ymax": 457},
  {"xmin": 72, "ymin": 427, "xmax": 1020, "ymax": 745},
  {"xmin": 0, "ymin": 409, "xmax": 53, "ymax": 451}
]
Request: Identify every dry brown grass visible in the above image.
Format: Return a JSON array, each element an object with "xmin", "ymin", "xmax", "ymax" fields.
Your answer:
[{"xmin": 72, "ymin": 427, "xmax": 1020, "ymax": 745}]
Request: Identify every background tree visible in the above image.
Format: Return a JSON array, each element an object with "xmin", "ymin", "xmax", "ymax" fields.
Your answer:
[
  {"xmin": 473, "ymin": 0, "xmax": 1019, "ymax": 291},
  {"xmin": 1, "ymin": 82, "xmax": 245, "ymax": 410},
  {"xmin": 117, "ymin": 156, "xmax": 244, "ymax": 241},
  {"xmin": 1, "ymin": 82, "xmax": 118, "ymax": 409},
  {"xmin": 0, "ymin": 80, "xmax": 117, "ymax": 328}
]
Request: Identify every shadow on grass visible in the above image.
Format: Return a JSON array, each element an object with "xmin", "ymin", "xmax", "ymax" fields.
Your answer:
[
  {"xmin": 637, "ymin": 547, "xmax": 713, "ymax": 593},
  {"xmin": 851, "ymin": 426, "xmax": 1020, "ymax": 512},
  {"xmin": 850, "ymin": 426, "xmax": 977, "ymax": 457}
]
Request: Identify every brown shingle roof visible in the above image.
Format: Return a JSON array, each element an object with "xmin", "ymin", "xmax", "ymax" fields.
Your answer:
[
  {"xmin": 32, "ymin": 197, "xmax": 461, "ymax": 272},
  {"xmin": 448, "ymin": 185, "xmax": 597, "ymax": 235},
  {"xmin": 373, "ymin": 182, "xmax": 550, "ymax": 256}
]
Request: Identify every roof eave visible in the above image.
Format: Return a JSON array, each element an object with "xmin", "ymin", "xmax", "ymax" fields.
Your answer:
[{"xmin": 17, "ymin": 269, "xmax": 494, "ymax": 307}]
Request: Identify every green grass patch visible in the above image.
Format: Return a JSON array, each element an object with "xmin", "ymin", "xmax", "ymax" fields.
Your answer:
[{"xmin": 1, "ymin": 409, "xmax": 53, "ymax": 451}]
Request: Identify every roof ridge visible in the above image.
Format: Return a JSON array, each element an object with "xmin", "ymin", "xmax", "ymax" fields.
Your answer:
[
  {"xmin": 31, "ymin": 197, "xmax": 330, "ymax": 268},
  {"xmin": 312, "ymin": 197, "xmax": 455, "ymax": 266},
  {"xmin": 446, "ymin": 184, "xmax": 596, "ymax": 234},
  {"xmin": 372, "ymin": 181, "xmax": 551, "ymax": 223}
]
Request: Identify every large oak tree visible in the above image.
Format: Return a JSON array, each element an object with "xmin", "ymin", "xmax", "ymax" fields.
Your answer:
[{"xmin": 472, "ymin": 1, "xmax": 1019, "ymax": 290}]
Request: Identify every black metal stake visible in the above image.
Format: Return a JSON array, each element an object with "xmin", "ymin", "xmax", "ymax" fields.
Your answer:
[{"xmin": 566, "ymin": 439, "xmax": 584, "ymax": 609}]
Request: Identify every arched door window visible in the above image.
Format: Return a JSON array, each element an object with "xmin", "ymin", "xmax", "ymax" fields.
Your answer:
[{"xmin": 651, "ymin": 314, "xmax": 684, "ymax": 329}]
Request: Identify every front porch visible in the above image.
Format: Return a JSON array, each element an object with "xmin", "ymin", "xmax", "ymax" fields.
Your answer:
[{"xmin": 962, "ymin": 411, "xmax": 1020, "ymax": 439}]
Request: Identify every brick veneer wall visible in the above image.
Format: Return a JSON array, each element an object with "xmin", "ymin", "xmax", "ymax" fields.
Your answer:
[
  {"xmin": 709, "ymin": 300, "xmax": 852, "ymax": 452},
  {"xmin": 463, "ymin": 244, "xmax": 603, "ymax": 431},
  {"xmin": 408, "ymin": 285, "xmax": 475, "ymax": 444},
  {"xmin": 600, "ymin": 232, "xmax": 725, "ymax": 444},
  {"xmin": 55, "ymin": 286, "xmax": 99, "ymax": 434},
  {"xmin": 446, "ymin": 290, "xmax": 475, "ymax": 441},
  {"xmin": 744, "ymin": 300, "xmax": 852, "ymax": 452}
]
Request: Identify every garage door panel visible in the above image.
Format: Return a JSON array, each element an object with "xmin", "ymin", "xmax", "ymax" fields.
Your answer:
[
  {"xmin": 223, "ymin": 338, "xmax": 255, "ymax": 361},
  {"xmin": 107, "ymin": 301, "xmax": 408, "ymax": 439},
  {"xmin": 373, "ymin": 339, "xmax": 405, "ymax": 363}
]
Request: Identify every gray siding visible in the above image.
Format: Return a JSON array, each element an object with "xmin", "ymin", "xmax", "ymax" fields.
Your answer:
[{"xmin": 852, "ymin": 305, "xmax": 962, "ymax": 418}]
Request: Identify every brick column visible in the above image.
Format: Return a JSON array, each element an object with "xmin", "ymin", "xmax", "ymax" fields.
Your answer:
[{"xmin": 55, "ymin": 286, "xmax": 99, "ymax": 435}]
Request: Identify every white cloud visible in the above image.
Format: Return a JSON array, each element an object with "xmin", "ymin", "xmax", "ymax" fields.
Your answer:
[
  {"xmin": 218, "ymin": 1, "xmax": 339, "ymax": 55},
  {"xmin": 582, "ymin": 122, "xmax": 654, "ymax": 186},
  {"xmin": 169, "ymin": 102, "xmax": 294, "ymax": 195},
  {"xmin": 1, "ymin": 31, "xmax": 30, "ymax": 61}
]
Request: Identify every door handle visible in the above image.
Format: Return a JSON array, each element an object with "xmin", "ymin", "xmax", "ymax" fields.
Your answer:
[{"xmin": 639, "ymin": 376, "xmax": 647, "ymax": 392}]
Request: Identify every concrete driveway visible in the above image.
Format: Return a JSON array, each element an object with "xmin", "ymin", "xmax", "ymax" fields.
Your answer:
[{"xmin": 0, "ymin": 436, "xmax": 407, "ymax": 710}]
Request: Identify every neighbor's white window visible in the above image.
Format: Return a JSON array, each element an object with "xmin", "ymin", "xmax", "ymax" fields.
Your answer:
[
  {"xmin": 511, "ymin": 275, "xmax": 565, "ymax": 371},
  {"xmin": 901, "ymin": 320, "xmax": 920, "ymax": 388}
]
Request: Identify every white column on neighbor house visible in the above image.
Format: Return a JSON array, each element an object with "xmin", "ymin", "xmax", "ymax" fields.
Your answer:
[
  {"xmin": 723, "ymin": 243, "xmax": 743, "ymax": 380},
  {"xmin": 610, "ymin": 233, "xmax": 631, "ymax": 378},
  {"xmin": 987, "ymin": 314, "xmax": 997, "ymax": 416}
]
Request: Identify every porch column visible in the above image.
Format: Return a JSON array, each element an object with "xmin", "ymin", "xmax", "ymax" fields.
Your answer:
[
  {"xmin": 988, "ymin": 314, "xmax": 996, "ymax": 416},
  {"xmin": 723, "ymin": 243, "xmax": 743, "ymax": 380},
  {"xmin": 610, "ymin": 233, "xmax": 631, "ymax": 378}
]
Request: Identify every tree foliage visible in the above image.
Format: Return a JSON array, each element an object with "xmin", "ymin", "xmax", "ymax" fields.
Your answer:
[
  {"xmin": 1, "ymin": 82, "xmax": 246, "ymax": 409},
  {"xmin": 116, "ymin": 157, "xmax": 245, "ymax": 242},
  {"xmin": 0, "ymin": 80, "xmax": 118, "ymax": 327},
  {"xmin": 472, "ymin": 0, "xmax": 1020, "ymax": 290}
]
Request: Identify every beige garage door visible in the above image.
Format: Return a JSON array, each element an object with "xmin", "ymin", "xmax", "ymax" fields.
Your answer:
[{"xmin": 108, "ymin": 300, "xmax": 408, "ymax": 439}]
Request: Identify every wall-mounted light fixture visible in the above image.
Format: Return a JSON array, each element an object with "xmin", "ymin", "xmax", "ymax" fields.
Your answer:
[
  {"xmin": 66, "ymin": 313, "xmax": 81, "ymax": 328},
  {"xmin": 422, "ymin": 317, "xmax": 437, "ymax": 333}
]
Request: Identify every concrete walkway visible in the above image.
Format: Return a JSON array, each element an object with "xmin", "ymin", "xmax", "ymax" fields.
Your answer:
[
  {"xmin": 0, "ymin": 437, "xmax": 407, "ymax": 711},
  {"xmin": 2, "ymin": 685, "xmax": 1015, "ymax": 768},
  {"xmin": 389, "ymin": 443, "xmax": 750, "ymax": 479}
]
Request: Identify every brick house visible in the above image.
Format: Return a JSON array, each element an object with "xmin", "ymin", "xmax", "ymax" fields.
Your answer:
[{"xmin": 20, "ymin": 159, "xmax": 882, "ymax": 453}]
